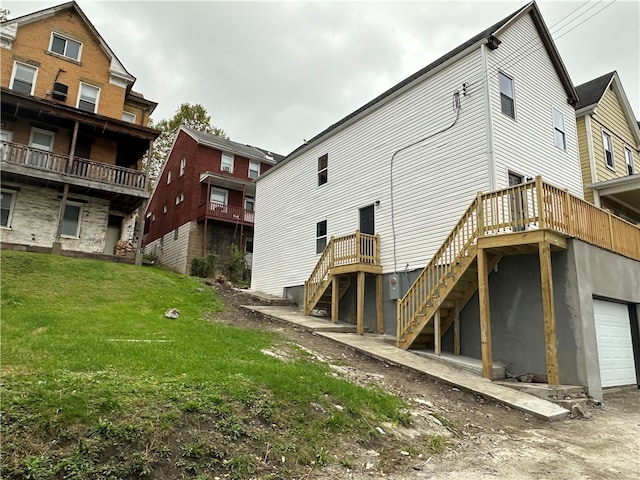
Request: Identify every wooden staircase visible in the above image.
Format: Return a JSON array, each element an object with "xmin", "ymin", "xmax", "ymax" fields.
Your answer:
[{"xmin": 307, "ymin": 275, "xmax": 352, "ymax": 315}]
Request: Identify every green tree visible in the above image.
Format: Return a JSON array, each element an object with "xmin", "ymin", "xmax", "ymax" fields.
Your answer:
[{"xmin": 145, "ymin": 103, "xmax": 227, "ymax": 186}]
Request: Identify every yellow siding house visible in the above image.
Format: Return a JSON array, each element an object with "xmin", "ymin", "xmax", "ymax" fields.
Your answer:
[{"xmin": 575, "ymin": 71, "xmax": 640, "ymax": 223}]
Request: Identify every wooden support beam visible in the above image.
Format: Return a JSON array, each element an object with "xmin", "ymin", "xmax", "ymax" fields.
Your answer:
[
  {"xmin": 453, "ymin": 302, "xmax": 461, "ymax": 356},
  {"xmin": 351, "ymin": 274, "xmax": 357, "ymax": 324},
  {"xmin": 357, "ymin": 271, "xmax": 365, "ymax": 335},
  {"xmin": 376, "ymin": 274, "xmax": 383, "ymax": 334},
  {"xmin": 331, "ymin": 275, "xmax": 339, "ymax": 323},
  {"xmin": 477, "ymin": 248, "xmax": 493, "ymax": 378},
  {"xmin": 539, "ymin": 241, "xmax": 559, "ymax": 385},
  {"xmin": 434, "ymin": 308, "xmax": 441, "ymax": 356}
]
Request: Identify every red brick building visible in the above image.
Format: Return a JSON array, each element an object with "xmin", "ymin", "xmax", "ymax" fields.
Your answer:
[{"xmin": 143, "ymin": 126, "xmax": 281, "ymax": 274}]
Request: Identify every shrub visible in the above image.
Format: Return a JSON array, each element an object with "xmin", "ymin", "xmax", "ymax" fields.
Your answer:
[
  {"xmin": 224, "ymin": 244, "xmax": 246, "ymax": 284},
  {"xmin": 191, "ymin": 255, "xmax": 217, "ymax": 278}
]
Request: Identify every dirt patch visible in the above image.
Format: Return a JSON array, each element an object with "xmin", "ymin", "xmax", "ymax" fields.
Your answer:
[{"xmin": 212, "ymin": 285, "xmax": 640, "ymax": 479}]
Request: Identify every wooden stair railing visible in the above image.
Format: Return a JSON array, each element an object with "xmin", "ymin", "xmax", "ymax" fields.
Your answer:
[
  {"xmin": 304, "ymin": 231, "xmax": 380, "ymax": 316},
  {"xmin": 398, "ymin": 176, "xmax": 640, "ymax": 351},
  {"xmin": 397, "ymin": 198, "xmax": 480, "ymax": 349}
]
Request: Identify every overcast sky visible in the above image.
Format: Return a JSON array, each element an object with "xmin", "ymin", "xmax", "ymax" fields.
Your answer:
[{"xmin": 5, "ymin": 0, "xmax": 639, "ymax": 156}]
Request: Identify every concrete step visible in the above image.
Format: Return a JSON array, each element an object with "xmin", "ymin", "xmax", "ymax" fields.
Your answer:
[
  {"xmin": 238, "ymin": 289, "xmax": 294, "ymax": 306},
  {"xmin": 411, "ymin": 350, "xmax": 506, "ymax": 380}
]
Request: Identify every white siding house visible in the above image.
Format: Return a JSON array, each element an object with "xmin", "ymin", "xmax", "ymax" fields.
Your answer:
[{"xmin": 252, "ymin": 2, "xmax": 581, "ymax": 299}]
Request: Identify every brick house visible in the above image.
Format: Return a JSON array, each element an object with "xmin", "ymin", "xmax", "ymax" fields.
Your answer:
[
  {"xmin": 143, "ymin": 126, "xmax": 282, "ymax": 275},
  {"xmin": 0, "ymin": 1, "xmax": 159, "ymax": 260}
]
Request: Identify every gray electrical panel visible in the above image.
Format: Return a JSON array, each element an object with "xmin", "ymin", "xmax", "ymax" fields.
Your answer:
[{"xmin": 388, "ymin": 275, "xmax": 400, "ymax": 300}]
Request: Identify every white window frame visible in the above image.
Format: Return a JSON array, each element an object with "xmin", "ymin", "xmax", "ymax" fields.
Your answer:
[
  {"xmin": 179, "ymin": 157, "xmax": 186, "ymax": 176},
  {"xmin": 28, "ymin": 127, "xmax": 55, "ymax": 168},
  {"xmin": 163, "ymin": 205, "xmax": 167, "ymax": 214},
  {"xmin": 316, "ymin": 220, "xmax": 327, "ymax": 254},
  {"xmin": 552, "ymin": 108, "xmax": 566, "ymax": 150},
  {"xmin": 175, "ymin": 192, "xmax": 184, "ymax": 205},
  {"xmin": 61, "ymin": 201, "xmax": 83, "ymax": 238},
  {"xmin": 49, "ymin": 32, "xmax": 83, "ymax": 61},
  {"xmin": 624, "ymin": 146, "xmax": 634, "ymax": 175},
  {"xmin": 221, "ymin": 153, "xmax": 234, "ymax": 173},
  {"xmin": 498, "ymin": 71, "xmax": 516, "ymax": 119},
  {"xmin": 1, "ymin": 189, "xmax": 17, "ymax": 229},
  {"xmin": 602, "ymin": 130, "xmax": 614, "ymax": 170},
  {"xmin": 10, "ymin": 61, "xmax": 38, "ymax": 95},
  {"xmin": 121, "ymin": 111, "xmax": 136, "ymax": 123},
  {"xmin": 77, "ymin": 83, "xmax": 100, "ymax": 114},
  {"xmin": 244, "ymin": 237, "xmax": 254, "ymax": 254},
  {"xmin": 244, "ymin": 195, "xmax": 255, "ymax": 212},
  {"xmin": 248, "ymin": 161, "xmax": 260, "ymax": 179},
  {"xmin": 210, "ymin": 187, "xmax": 228, "ymax": 206}
]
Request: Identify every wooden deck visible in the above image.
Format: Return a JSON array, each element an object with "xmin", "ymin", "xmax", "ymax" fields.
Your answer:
[{"xmin": 397, "ymin": 176, "xmax": 640, "ymax": 384}]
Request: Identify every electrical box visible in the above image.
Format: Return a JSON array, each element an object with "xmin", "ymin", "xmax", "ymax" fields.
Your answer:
[{"xmin": 388, "ymin": 275, "xmax": 400, "ymax": 300}]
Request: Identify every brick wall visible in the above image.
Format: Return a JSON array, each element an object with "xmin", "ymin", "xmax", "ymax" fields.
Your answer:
[{"xmin": 0, "ymin": 182, "xmax": 110, "ymax": 252}]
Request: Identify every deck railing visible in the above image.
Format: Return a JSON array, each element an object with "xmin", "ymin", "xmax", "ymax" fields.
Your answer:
[
  {"xmin": 205, "ymin": 202, "xmax": 254, "ymax": 224},
  {"xmin": 304, "ymin": 231, "xmax": 379, "ymax": 314},
  {"xmin": 398, "ymin": 176, "xmax": 640, "ymax": 342},
  {"xmin": 1, "ymin": 141, "xmax": 147, "ymax": 191}
]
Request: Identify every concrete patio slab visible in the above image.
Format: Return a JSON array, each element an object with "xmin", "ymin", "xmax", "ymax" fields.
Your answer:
[{"xmin": 242, "ymin": 305, "xmax": 570, "ymax": 421}]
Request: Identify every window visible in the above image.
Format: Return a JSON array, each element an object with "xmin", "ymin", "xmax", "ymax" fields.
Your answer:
[
  {"xmin": 163, "ymin": 205, "xmax": 167, "ymax": 213},
  {"xmin": 121, "ymin": 111, "xmax": 136, "ymax": 123},
  {"xmin": 62, "ymin": 202, "xmax": 82, "ymax": 237},
  {"xmin": 175, "ymin": 192, "xmax": 184, "ymax": 205},
  {"xmin": 316, "ymin": 220, "xmax": 327, "ymax": 254},
  {"xmin": 221, "ymin": 153, "xmax": 234, "ymax": 173},
  {"xmin": 143, "ymin": 214, "xmax": 151, "ymax": 235},
  {"xmin": 179, "ymin": 157, "xmax": 186, "ymax": 176},
  {"xmin": 50, "ymin": 33, "xmax": 82, "ymax": 61},
  {"xmin": 167, "ymin": 170, "xmax": 171, "ymax": 184},
  {"xmin": 245, "ymin": 196, "xmax": 255, "ymax": 211},
  {"xmin": 318, "ymin": 154, "xmax": 328, "ymax": 186},
  {"xmin": 28, "ymin": 128, "xmax": 55, "ymax": 168},
  {"xmin": 248, "ymin": 161, "xmax": 260, "ymax": 179},
  {"xmin": 77, "ymin": 83, "xmax": 100, "ymax": 113},
  {"xmin": 499, "ymin": 72, "xmax": 515, "ymax": 119},
  {"xmin": 624, "ymin": 146, "xmax": 634, "ymax": 175},
  {"xmin": 1, "ymin": 189, "xmax": 16, "ymax": 228},
  {"xmin": 245, "ymin": 238, "xmax": 254, "ymax": 254},
  {"xmin": 1, "ymin": 130, "xmax": 13, "ymax": 161},
  {"xmin": 552, "ymin": 108, "xmax": 566, "ymax": 150},
  {"xmin": 602, "ymin": 131, "xmax": 614, "ymax": 170},
  {"xmin": 10, "ymin": 62, "xmax": 37, "ymax": 95},
  {"xmin": 174, "ymin": 229, "xmax": 179, "ymax": 241},
  {"xmin": 210, "ymin": 188, "xmax": 228, "ymax": 205}
]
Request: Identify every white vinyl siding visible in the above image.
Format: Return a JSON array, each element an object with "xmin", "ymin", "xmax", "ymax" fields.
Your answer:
[
  {"xmin": 252, "ymin": 47, "xmax": 488, "ymax": 295},
  {"xmin": 487, "ymin": 13, "xmax": 582, "ymax": 196}
]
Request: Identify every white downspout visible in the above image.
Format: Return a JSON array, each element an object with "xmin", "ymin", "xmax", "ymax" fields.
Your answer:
[{"xmin": 481, "ymin": 43, "xmax": 496, "ymax": 191}]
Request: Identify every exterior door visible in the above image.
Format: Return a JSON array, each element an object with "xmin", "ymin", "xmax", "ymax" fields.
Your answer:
[
  {"xmin": 1, "ymin": 130, "xmax": 12, "ymax": 161},
  {"xmin": 28, "ymin": 128, "xmax": 54, "ymax": 168},
  {"xmin": 359, "ymin": 204, "xmax": 375, "ymax": 235},
  {"xmin": 593, "ymin": 299, "xmax": 637, "ymax": 388},
  {"xmin": 508, "ymin": 172, "xmax": 525, "ymax": 231}
]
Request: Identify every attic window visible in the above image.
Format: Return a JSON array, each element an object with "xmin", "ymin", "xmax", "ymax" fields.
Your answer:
[{"xmin": 50, "ymin": 33, "xmax": 82, "ymax": 61}]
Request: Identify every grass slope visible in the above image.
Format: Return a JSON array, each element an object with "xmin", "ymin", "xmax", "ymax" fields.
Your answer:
[{"xmin": 1, "ymin": 252, "xmax": 409, "ymax": 479}]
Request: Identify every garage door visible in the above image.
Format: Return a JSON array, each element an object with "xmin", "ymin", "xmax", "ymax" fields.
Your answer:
[{"xmin": 593, "ymin": 299, "xmax": 637, "ymax": 388}]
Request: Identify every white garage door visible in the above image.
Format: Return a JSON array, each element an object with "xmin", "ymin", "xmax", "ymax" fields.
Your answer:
[{"xmin": 593, "ymin": 299, "xmax": 637, "ymax": 388}]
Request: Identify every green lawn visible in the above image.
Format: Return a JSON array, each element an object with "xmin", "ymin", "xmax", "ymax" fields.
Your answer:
[{"xmin": 1, "ymin": 251, "xmax": 410, "ymax": 479}]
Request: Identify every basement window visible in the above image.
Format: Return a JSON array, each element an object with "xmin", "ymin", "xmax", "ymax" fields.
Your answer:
[
  {"xmin": 61, "ymin": 201, "xmax": 82, "ymax": 237},
  {"xmin": 316, "ymin": 220, "xmax": 327, "ymax": 254},
  {"xmin": 0, "ymin": 189, "xmax": 16, "ymax": 228}
]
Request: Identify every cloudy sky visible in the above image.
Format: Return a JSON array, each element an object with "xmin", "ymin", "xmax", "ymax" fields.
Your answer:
[{"xmin": 5, "ymin": 0, "xmax": 639, "ymax": 156}]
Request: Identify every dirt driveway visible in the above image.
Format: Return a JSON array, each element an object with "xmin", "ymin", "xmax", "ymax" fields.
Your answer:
[{"xmin": 214, "ymin": 285, "xmax": 640, "ymax": 480}]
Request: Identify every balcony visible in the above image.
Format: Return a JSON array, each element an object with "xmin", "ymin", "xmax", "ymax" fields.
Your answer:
[
  {"xmin": 203, "ymin": 201, "xmax": 254, "ymax": 225},
  {"xmin": 1, "ymin": 141, "xmax": 147, "ymax": 194}
]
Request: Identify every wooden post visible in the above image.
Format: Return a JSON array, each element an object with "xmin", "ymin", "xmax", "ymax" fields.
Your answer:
[
  {"xmin": 536, "ymin": 175, "xmax": 546, "ymax": 229},
  {"xmin": 52, "ymin": 183, "xmax": 70, "ymax": 254},
  {"xmin": 355, "ymin": 230, "xmax": 361, "ymax": 263},
  {"xmin": 477, "ymin": 247, "xmax": 493, "ymax": 378},
  {"xmin": 304, "ymin": 280, "xmax": 308, "ymax": 315},
  {"xmin": 331, "ymin": 274, "xmax": 339, "ymax": 323},
  {"xmin": 434, "ymin": 308, "xmax": 441, "ymax": 356},
  {"xmin": 476, "ymin": 192, "xmax": 484, "ymax": 237},
  {"xmin": 375, "ymin": 233, "xmax": 381, "ymax": 265},
  {"xmin": 329, "ymin": 236, "xmax": 335, "ymax": 268},
  {"xmin": 563, "ymin": 188, "xmax": 573, "ymax": 234},
  {"xmin": 357, "ymin": 271, "xmax": 365, "ymax": 334},
  {"xmin": 351, "ymin": 274, "xmax": 357, "ymax": 324},
  {"xmin": 376, "ymin": 274, "xmax": 383, "ymax": 334},
  {"xmin": 453, "ymin": 302, "xmax": 461, "ymax": 356},
  {"xmin": 68, "ymin": 121, "xmax": 79, "ymax": 174},
  {"xmin": 539, "ymin": 241, "xmax": 559, "ymax": 385}
]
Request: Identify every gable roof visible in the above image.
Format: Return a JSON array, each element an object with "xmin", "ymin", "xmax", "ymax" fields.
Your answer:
[
  {"xmin": 260, "ymin": 1, "xmax": 577, "ymax": 179},
  {"xmin": 575, "ymin": 71, "xmax": 616, "ymax": 110},
  {"xmin": 182, "ymin": 126, "xmax": 282, "ymax": 165},
  {"xmin": 1, "ymin": 1, "xmax": 135, "ymax": 87},
  {"xmin": 575, "ymin": 71, "xmax": 640, "ymax": 148}
]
